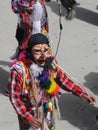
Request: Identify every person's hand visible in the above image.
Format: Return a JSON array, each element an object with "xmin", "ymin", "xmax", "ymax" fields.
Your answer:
[
  {"xmin": 82, "ymin": 93, "xmax": 96, "ymax": 104},
  {"xmin": 28, "ymin": 117, "xmax": 42, "ymax": 129}
]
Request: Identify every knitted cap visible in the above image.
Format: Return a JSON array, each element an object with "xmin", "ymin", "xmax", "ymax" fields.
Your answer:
[{"xmin": 28, "ymin": 33, "xmax": 49, "ymax": 53}]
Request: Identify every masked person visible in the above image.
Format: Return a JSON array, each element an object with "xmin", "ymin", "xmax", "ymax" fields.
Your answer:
[{"xmin": 9, "ymin": 33, "xmax": 95, "ymax": 130}]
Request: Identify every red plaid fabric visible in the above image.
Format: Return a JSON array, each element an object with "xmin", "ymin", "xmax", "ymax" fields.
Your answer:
[
  {"xmin": 9, "ymin": 61, "xmax": 85, "ymax": 122},
  {"xmin": 9, "ymin": 63, "xmax": 33, "ymax": 121},
  {"xmin": 56, "ymin": 66, "xmax": 84, "ymax": 96}
]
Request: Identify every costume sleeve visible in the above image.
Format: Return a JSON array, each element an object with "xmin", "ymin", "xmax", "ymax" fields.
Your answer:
[
  {"xmin": 55, "ymin": 66, "xmax": 86, "ymax": 97},
  {"xmin": 9, "ymin": 68, "xmax": 33, "ymax": 121},
  {"xmin": 11, "ymin": 0, "xmax": 34, "ymax": 14},
  {"xmin": 17, "ymin": 0, "xmax": 34, "ymax": 9}
]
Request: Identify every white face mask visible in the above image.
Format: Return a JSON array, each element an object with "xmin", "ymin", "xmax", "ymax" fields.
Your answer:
[{"xmin": 29, "ymin": 62, "xmax": 43, "ymax": 78}]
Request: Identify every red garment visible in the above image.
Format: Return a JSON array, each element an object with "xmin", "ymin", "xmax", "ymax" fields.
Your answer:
[
  {"xmin": 9, "ymin": 61, "xmax": 85, "ymax": 122},
  {"xmin": 56, "ymin": 67, "xmax": 84, "ymax": 96},
  {"xmin": 11, "ymin": 0, "xmax": 35, "ymax": 13},
  {"xmin": 10, "ymin": 62, "xmax": 33, "ymax": 121},
  {"xmin": 12, "ymin": 0, "xmax": 49, "ymax": 50}
]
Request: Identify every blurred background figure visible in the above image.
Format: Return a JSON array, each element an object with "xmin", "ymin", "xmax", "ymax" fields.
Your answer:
[
  {"xmin": 60, "ymin": 0, "xmax": 77, "ymax": 20},
  {"xmin": 10, "ymin": 0, "xmax": 49, "ymax": 59}
]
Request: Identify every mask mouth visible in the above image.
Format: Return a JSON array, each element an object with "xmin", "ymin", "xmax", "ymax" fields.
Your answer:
[{"xmin": 36, "ymin": 59, "xmax": 46, "ymax": 66}]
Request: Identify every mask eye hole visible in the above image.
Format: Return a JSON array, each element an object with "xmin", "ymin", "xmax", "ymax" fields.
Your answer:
[{"xmin": 32, "ymin": 48, "xmax": 49, "ymax": 55}]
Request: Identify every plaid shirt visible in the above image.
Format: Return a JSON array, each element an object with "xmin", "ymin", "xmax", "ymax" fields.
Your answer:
[
  {"xmin": 9, "ymin": 62, "xmax": 33, "ymax": 121},
  {"xmin": 56, "ymin": 67, "xmax": 84, "ymax": 96},
  {"xmin": 9, "ymin": 62, "xmax": 85, "ymax": 121}
]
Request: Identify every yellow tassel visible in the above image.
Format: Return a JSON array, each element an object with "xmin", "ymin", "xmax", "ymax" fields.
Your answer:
[{"xmin": 45, "ymin": 80, "xmax": 59, "ymax": 96}]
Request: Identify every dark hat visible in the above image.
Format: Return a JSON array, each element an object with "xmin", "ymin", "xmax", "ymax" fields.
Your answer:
[{"xmin": 28, "ymin": 33, "xmax": 49, "ymax": 53}]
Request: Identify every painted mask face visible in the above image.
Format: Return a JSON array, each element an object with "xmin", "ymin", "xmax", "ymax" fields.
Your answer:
[{"xmin": 31, "ymin": 44, "xmax": 50, "ymax": 66}]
